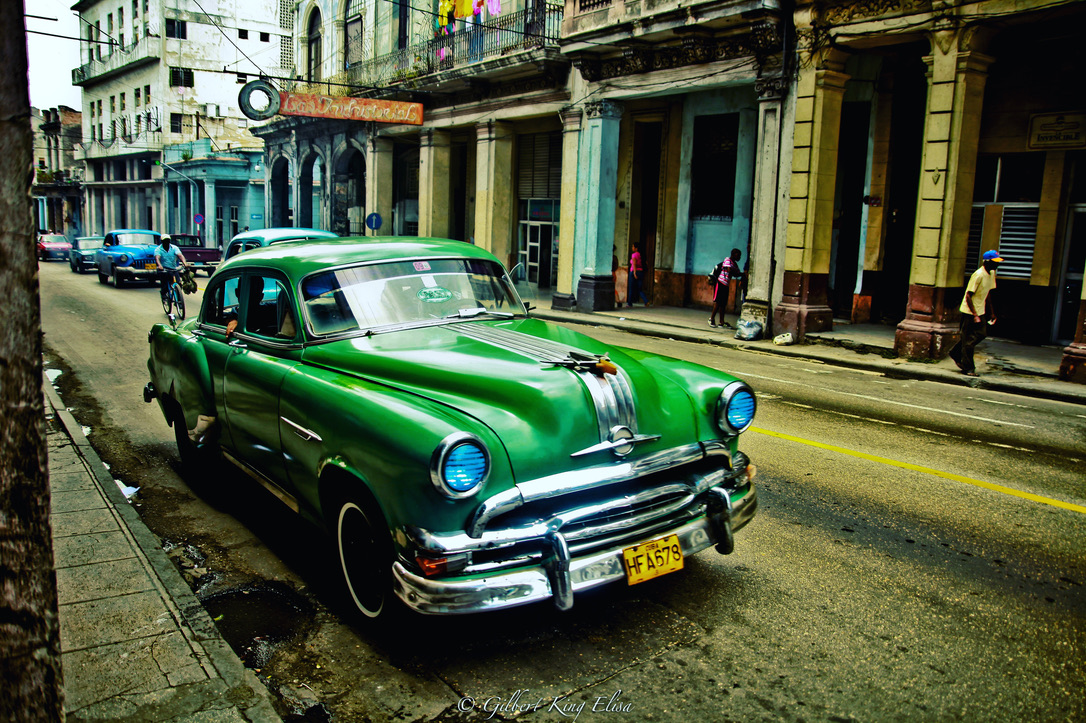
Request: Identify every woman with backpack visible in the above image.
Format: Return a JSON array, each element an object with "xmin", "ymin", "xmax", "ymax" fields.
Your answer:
[{"xmin": 709, "ymin": 249, "xmax": 743, "ymax": 329}]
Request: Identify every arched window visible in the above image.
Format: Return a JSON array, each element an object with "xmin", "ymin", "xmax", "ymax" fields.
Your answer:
[
  {"xmin": 345, "ymin": 0, "xmax": 365, "ymax": 69},
  {"xmin": 307, "ymin": 9, "xmax": 323, "ymax": 82}
]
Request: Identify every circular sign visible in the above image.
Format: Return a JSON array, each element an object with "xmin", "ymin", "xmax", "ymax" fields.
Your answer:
[
  {"xmin": 238, "ymin": 79, "xmax": 281, "ymax": 121},
  {"xmin": 194, "ymin": 213, "xmax": 205, "ymax": 224},
  {"xmin": 365, "ymin": 212, "xmax": 382, "ymax": 231}
]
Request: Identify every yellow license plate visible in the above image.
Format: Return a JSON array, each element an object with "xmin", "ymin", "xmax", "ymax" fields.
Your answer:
[
  {"xmin": 622, "ymin": 534, "xmax": 683, "ymax": 585},
  {"xmin": 145, "ymin": 263, "xmax": 158, "ymax": 270}
]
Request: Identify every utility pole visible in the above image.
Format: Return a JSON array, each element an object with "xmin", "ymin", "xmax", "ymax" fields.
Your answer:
[{"xmin": 0, "ymin": 2, "xmax": 64, "ymax": 720}]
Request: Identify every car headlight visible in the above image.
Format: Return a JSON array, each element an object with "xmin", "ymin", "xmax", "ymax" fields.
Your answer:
[
  {"xmin": 118, "ymin": 254, "xmax": 129, "ymax": 264},
  {"xmin": 430, "ymin": 432, "xmax": 490, "ymax": 499},
  {"xmin": 716, "ymin": 381, "xmax": 756, "ymax": 435}
]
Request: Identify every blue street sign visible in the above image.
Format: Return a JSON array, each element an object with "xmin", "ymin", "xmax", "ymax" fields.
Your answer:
[
  {"xmin": 194, "ymin": 213, "xmax": 205, "ymax": 224},
  {"xmin": 366, "ymin": 212, "xmax": 382, "ymax": 231}
]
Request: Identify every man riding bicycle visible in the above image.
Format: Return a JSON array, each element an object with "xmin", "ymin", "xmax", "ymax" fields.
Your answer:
[{"xmin": 155, "ymin": 235, "xmax": 189, "ymax": 303}]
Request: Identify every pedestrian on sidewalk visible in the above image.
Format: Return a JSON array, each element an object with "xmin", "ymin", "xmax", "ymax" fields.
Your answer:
[
  {"xmin": 627, "ymin": 243, "xmax": 648, "ymax": 307},
  {"xmin": 948, "ymin": 249, "xmax": 1002, "ymax": 377},
  {"xmin": 709, "ymin": 249, "xmax": 743, "ymax": 329}
]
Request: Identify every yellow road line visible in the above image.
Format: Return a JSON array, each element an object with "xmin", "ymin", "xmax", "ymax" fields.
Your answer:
[{"xmin": 750, "ymin": 427, "xmax": 1086, "ymax": 515}]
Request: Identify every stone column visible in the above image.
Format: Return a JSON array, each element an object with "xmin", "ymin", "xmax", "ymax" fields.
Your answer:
[
  {"xmin": 418, "ymin": 128, "xmax": 451, "ymax": 238},
  {"xmin": 573, "ymin": 100, "xmax": 622, "ymax": 311},
  {"xmin": 895, "ymin": 29, "xmax": 993, "ymax": 359},
  {"xmin": 204, "ymin": 180, "xmax": 217, "ymax": 246},
  {"xmin": 366, "ymin": 136, "xmax": 394, "ymax": 236},
  {"xmin": 742, "ymin": 76, "xmax": 788, "ymax": 330},
  {"xmin": 474, "ymin": 120, "xmax": 515, "ymax": 268},
  {"xmin": 552, "ymin": 108, "xmax": 581, "ymax": 310},
  {"xmin": 774, "ymin": 49, "xmax": 849, "ymax": 339}
]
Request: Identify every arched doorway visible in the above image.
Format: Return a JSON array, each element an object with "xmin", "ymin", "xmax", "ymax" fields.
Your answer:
[
  {"xmin": 333, "ymin": 148, "xmax": 366, "ymax": 236},
  {"xmin": 298, "ymin": 153, "xmax": 323, "ymax": 228},
  {"xmin": 270, "ymin": 157, "xmax": 292, "ymax": 227}
]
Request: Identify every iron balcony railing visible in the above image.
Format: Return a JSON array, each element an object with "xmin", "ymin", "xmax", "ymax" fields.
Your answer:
[
  {"xmin": 299, "ymin": 5, "xmax": 562, "ymax": 94},
  {"xmin": 72, "ymin": 34, "xmax": 160, "ymax": 86}
]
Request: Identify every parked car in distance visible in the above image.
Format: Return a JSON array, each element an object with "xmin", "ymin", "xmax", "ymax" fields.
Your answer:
[
  {"xmin": 37, "ymin": 233, "xmax": 71, "ymax": 261},
  {"xmin": 96, "ymin": 229, "xmax": 161, "ymax": 288},
  {"xmin": 69, "ymin": 235, "xmax": 105, "ymax": 273},
  {"xmin": 144, "ymin": 237, "xmax": 759, "ymax": 620},
  {"xmin": 167, "ymin": 233, "xmax": 221, "ymax": 276},
  {"xmin": 223, "ymin": 227, "xmax": 338, "ymax": 260}
]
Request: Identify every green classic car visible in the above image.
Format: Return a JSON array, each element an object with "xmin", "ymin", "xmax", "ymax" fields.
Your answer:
[{"xmin": 144, "ymin": 238, "xmax": 758, "ymax": 618}]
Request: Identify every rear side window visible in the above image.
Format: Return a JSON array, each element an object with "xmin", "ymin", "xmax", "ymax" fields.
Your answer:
[
  {"xmin": 243, "ymin": 275, "xmax": 297, "ymax": 340},
  {"xmin": 203, "ymin": 276, "xmax": 241, "ymax": 328}
]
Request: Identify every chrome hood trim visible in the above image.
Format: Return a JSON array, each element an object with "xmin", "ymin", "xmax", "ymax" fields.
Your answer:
[{"xmin": 454, "ymin": 324, "xmax": 638, "ymax": 441}]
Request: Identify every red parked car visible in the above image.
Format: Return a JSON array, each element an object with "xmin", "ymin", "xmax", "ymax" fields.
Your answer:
[{"xmin": 37, "ymin": 233, "xmax": 72, "ymax": 261}]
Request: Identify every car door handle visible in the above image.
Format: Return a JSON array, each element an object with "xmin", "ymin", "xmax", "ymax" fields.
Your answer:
[
  {"xmin": 280, "ymin": 416, "xmax": 322, "ymax": 442},
  {"xmin": 229, "ymin": 339, "xmax": 247, "ymax": 350}
]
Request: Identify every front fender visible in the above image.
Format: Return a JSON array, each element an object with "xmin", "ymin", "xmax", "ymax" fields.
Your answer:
[{"xmin": 279, "ymin": 366, "xmax": 515, "ymax": 540}]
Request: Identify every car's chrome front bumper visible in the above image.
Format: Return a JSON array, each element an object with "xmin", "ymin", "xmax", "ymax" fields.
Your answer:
[
  {"xmin": 392, "ymin": 480, "xmax": 757, "ymax": 615},
  {"xmin": 117, "ymin": 266, "xmax": 159, "ymax": 277}
]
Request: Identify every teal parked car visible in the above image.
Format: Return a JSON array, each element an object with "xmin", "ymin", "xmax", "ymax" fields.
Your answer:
[
  {"xmin": 144, "ymin": 237, "xmax": 758, "ymax": 619},
  {"xmin": 223, "ymin": 227, "xmax": 338, "ymax": 260}
]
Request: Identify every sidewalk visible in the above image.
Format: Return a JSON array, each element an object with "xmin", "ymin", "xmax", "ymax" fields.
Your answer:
[
  {"xmin": 44, "ymin": 381, "xmax": 282, "ymax": 723},
  {"xmin": 530, "ymin": 303, "xmax": 1086, "ymax": 406}
]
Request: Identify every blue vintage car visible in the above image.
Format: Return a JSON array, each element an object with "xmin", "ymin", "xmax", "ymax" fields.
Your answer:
[{"xmin": 96, "ymin": 229, "xmax": 162, "ymax": 287}]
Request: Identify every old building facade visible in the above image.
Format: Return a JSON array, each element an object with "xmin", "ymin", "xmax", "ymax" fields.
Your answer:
[
  {"xmin": 774, "ymin": 0, "xmax": 1085, "ymax": 380},
  {"xmin": 73, "ymin": 0, "xmax": 287, "ymax": 243},
  {"xmin": 32, "ymin": 105, "xmax": 85, "ymax": 238},
  {"xmin": 247, "ymin": 0, "xmax": 1085, "ymax": 380}
]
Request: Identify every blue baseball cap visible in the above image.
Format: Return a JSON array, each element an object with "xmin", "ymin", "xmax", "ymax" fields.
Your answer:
[{"xmin": 982, "ymin": 250, "xmax": 1004, "ymax": 262}]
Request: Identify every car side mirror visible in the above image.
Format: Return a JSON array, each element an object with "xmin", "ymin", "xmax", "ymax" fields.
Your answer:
[{"xmin": 167, "ymin": 313, "xmax": 177, "ymax": 329}]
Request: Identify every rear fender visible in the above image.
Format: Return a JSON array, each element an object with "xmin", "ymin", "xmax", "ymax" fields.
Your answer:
[{"xmin": 148, "ymin": 324, "xmax": 214, "ymax": 431}]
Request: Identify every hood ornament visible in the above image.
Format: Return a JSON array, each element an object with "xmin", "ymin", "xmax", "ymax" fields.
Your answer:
[{"xmin": 544, "ymin": 350, "xmax": 618, "ymax": 377}]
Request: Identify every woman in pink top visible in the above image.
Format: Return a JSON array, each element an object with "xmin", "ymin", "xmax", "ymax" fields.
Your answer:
[{"xmin": 627, "ymin": 243, "xmax": 648, "ymax": 307}]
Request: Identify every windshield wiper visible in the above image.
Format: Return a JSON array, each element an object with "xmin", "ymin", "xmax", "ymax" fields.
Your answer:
[{"xmin": 443, "ymin": 307, "xmax": 515, "ymax": 320}]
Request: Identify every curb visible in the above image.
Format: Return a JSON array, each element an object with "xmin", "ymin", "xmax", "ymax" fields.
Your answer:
[
  {"xmin": 532, "ymin": 309, "xmax": 1086, "ymax": 407},
  {"xmin": 43, "ymin": 381, "xmax": 283, "ymax": 723}
]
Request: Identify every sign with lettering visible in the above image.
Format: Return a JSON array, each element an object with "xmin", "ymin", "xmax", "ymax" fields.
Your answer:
[
  {"xmin": 1028, "ymin": 112, "xmax": 1085, "ymax": 149},
  {"xmin": 280, "ymin": 92, "xmax": 422, "ymax": 125},
  {"xmin": 238, "ymin": 79, "xmax": 424, "ymax": 126}
]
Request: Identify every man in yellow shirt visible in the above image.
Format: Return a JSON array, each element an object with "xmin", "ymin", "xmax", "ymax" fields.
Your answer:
[{"xmin": 948, "ymin": 250, "xmax": 1002, "ymax": 377}]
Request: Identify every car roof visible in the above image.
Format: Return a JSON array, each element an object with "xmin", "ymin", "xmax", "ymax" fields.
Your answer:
[
  {"xmin": 75, "ymin": 235, "xmax": 104, "ymax": 240},
  {"xmin": 108, "ymin": 228, "xmax": 159, "ymax": 235},
  {"xmin": 218, "ymin": 237, "xmax": 502, "ymax": 278},
  {"xmin": 229, "ymin": 227, "xmax": 337, "ymax": 243}
]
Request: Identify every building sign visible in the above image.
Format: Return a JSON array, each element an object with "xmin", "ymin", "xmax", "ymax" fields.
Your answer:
[
  {"xmin": 1028, "ymin": 112, "xmax": 1085, "ymax": 149},
  {"xmin": 238, "ymin": 79, "xmax": 423, "ymax": 125},
  {"xmin": 278, "ymin": 93, "xmax": 423, "ymax": 126}
]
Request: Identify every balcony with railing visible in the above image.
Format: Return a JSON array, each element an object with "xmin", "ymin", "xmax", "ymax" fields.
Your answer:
[
  {"xmin": 296, "ymin": 5, "xmax": 564, "ymax": 97},
  {"xmin": 73, "ymin": 34, "xmax": 161, "ymax": 87}
]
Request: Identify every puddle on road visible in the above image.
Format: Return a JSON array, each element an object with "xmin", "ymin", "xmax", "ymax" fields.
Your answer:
[{"xmin": 200, "ymin": 581, "xmax": 315, "ymax": 669}]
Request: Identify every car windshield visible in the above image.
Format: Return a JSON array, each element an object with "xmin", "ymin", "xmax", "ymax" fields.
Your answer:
[
  {"xmin": 42, "ymin": 236, "xmax": 68, "ymax": 244},
  {"xmin": 75, "ymin": 238, "xmax": 103, "ymax": 250},
  {"xmin": 171, "ymin": 235, "xmax": 201, "ymax": 247},
  {"xmin": 114, "ymin": 233, "xmax": 158, "ymax": 245},
  {"xmin": 301, "ymin": 257, "xmax": 524, "ymax": 335}
]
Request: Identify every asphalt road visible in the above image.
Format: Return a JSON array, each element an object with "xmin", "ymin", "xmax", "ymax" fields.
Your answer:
[{"xmin": 38, "ymin": 259, "xmax": 1086, "ymax": 722}]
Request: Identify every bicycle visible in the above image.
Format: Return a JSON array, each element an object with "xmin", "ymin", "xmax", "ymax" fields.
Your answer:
[{"xmin": 160, "ymin": 268, "xmax": 187, "ymax": 320}]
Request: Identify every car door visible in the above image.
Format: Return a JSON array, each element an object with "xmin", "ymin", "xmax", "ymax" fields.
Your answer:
[
  {"xmin": 195, "ymin": 272, "xmax": 243, "ymax": 452},
  {"xmin": 220, "ymin": 271, "xmax": 302, "ymax": 491}
]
